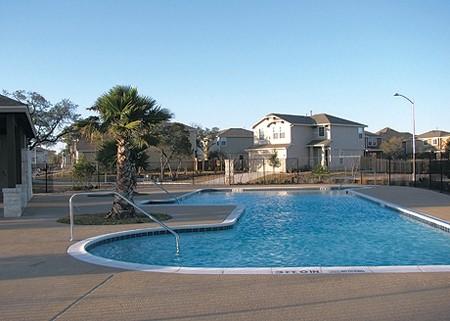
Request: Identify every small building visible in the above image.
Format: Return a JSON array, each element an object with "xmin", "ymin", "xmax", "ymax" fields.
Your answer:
[
  {"xmin": 248, "ymin": 113, "xmax": 366, "ymax": 172},
  {"xmin": 0, "ymin": 94, "xmax": 36, "ymax": 217},
  {"xmin": 417, "ymin": 130, "xmax": 450, "ymax": 154},
  {"xmin": 209, "ymin": 128, "xmax": 254, "ymax": 159},
  {"xmin": 31, "ymin": 146, "xmax": 56, "ymax": 169},
  {"xmin": 364, "ymin": 131, "xmax": 383, "ymax": 157}
]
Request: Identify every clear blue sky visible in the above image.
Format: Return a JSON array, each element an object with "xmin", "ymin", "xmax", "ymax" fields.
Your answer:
[{"xmin": 1, "ymin": 0, "xmax": 450, "ymax": 135}]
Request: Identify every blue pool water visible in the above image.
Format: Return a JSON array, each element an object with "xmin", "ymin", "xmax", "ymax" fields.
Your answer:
[{"xmin": 89, "ymin": 191, "xmax": 450, "ymax": 267}]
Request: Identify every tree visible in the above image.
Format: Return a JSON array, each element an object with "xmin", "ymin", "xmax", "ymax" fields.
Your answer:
[
  {"xmin": 72, "ymin": 156, "xmax": 96, "ymax": 189},
  {"xmin": 268, "ymin": 150, "xmax": 281, "ymax": 172},
  {"xmin": 76, "ymin": 86, "xmax": 171, "ymax": 219},
  {"xmin": 155, "ymin": 123, "xmax": 192, "ymax": 179},
  {"xmin": 445, "ymin": 139, "xmax": 450, "ymax": 153},
  {"xmin": 194, "ymin": 125, "xmax": 219, "ymax": 170},
  {"xmin": 97, "ymin": 140, "xmax": 150, "ymax": 188},
  {"xmin": 2, "ymin": 90, "xmax": 80, "ymax": 149},
  {"xmin": 380, "ymin": 137, "xmax": 405, "ymax": 159}
]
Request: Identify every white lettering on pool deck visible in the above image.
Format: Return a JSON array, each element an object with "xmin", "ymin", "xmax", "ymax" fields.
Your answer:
[{"xmin": 273, "ymin": 269, "xmax": 321, "ymax": 274}]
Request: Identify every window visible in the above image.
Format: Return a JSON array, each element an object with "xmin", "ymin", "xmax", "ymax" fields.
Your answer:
[
  {"xmin": 318, "ymin": 127, "xmax": 325, "ymax": 137},
  {"xmin": 258, "ymin": 128, "xmax": 264, "ymax": 140},
  {"xmin": 279, "ymin": 127, "xmax": 285, "ymax": 139},
  {"xmin": 358, "ymin": 128, "xmax": 363, "ymax": 139},
  {"xmin": 433, "ymin": 139, "xmax": 438, "ymax": 145},
  {"xmin": 221, "ymin": 140, "xmax": 226, "ymax": 146},
  {"xmin": 423, "ymin": 140, "xmax": 428, "ymax": 145},
  {"xmin": 273, "ymin": 127, "xmax": 278, "ymax": 139}
]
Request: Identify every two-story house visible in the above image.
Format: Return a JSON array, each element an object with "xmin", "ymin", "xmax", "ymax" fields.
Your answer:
[
  {"xmin": 209, "ymin": 128, "xmax": 253, "ymax": 159},
  {"xmin": 417, "ymin": 130, "xmax": 450, "ymax": 155},
  {"xmin": 364, "ymin": 131, "xmax": 383, "ymax": 157},
  {"xmin": 247, "ymin": 113, "xmax": 366, "ymax": 172}
]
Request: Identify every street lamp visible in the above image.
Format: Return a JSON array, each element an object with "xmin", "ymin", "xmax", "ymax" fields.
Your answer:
[{"xmin": 394, "ymin": 93, "xmax": 416, "ymax": 185}]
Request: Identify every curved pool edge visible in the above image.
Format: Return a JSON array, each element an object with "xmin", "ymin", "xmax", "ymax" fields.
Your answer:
[{"xmin": 68, "ymin": 188, "xmax": 450, "ymax": 275}]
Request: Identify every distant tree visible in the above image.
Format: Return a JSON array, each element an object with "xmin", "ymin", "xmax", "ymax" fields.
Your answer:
[
  {"xmin": 194, "ymin": 126, "xmax": 220, "ymax": 158},
  {"xmin": 444, "ymin": 139, "xmax": 450, "ymax": 153},
  {"xmin": 2, "ymin": 90, "xmax": 80, "ymax": 149},
  {"xmin": 155, "ymin": 123, "xmax": 192, "ymax": 179},
  {"xmin": 75, "ymin": 85, "xmax": 171, "ymax": 219},
  {"xmin": 380, "ymin": 137, "xmax": 404, "ymax": 159},
  {"xmin": 72, "ymin": 156, "xmax": 96, "ymax": 189},
  {"xmin": 193, "ymin": 125, "xmax": 220, "ymax": 171},
  {"xmin": 268, "ymin": 150, "xmax": 281, "ymax": 172}
]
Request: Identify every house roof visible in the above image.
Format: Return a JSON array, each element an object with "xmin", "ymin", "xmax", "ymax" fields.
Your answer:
[
  {"xmin": 258, "ymin": 113, "xmax": 365, "ymax": 127},
  {"xmin": 0, "ymin": 94, "xmax": 26, "ymax": 107},
  {"xmin": 375, "ymin": 127, "xmax": 411, "ymax": 140},
  {"xmin": 311, "ymin": 113, "xmax": 365, "ymax": 126},
  {"xmin": 0, "ymin": 94, "xmax": 36, "ymax": 138},
  {"xmin": 270, "ymin": 113, "xmax": 316, "ymax": 125},
  {"xmin": 246, "ymin": 143, "xmax": 290, "ymax": 150},
  {"xmin": 306, "ymin": 139, "xmax": 331, "ymax": 147},
  {"xmin": 218, "ymin": 128, "xmax": 253, "ymax": 138},
  {"xmin": 418, "ymin": 130, "xmax": 450, "ymax": 139},
  {"xmin": 364, "ymin": 131, "xmax": 380, "ymax": 137}
]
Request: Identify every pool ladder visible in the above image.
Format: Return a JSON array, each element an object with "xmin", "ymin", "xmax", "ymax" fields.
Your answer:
[
  {"xmin": 149, "ymin": 179, "xmax": 181, "ymax": 204},
  {"xmin": 68, "ymin": 191, "xmax": 180, "ymax": 254}
]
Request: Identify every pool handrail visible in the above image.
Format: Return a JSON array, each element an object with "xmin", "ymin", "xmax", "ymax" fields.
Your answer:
[
  {"xmin": 68, "ymin": 191, "xmax": 180, "ymax": 254},
  {"xmin": 149, "ymin": 179, "xmax": 181, "ymax": 204}
]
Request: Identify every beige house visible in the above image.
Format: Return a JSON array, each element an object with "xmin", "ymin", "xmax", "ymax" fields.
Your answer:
[
  {"xmin": 364, "ymin": 131, "xmax": 383, "ymax": 157},
  {"xmin": 62, "ymin": 136, "xmax": 97, "ymax": 168},
  {"xmin": 417, "ymin": 130, "xmax": 450, "ymax": 154},
  {"xmin": 248, "ymin": 113, "xmax": 366, "ymax": 172},
  {"xmin": 209, "ymin": 128, "xmax": 253, "ymax": 159}
]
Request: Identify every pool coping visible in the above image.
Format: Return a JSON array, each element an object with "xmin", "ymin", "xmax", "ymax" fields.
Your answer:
[{"xmin": 68, "ymin": 187, "xmax": 450, "ymax": 275}]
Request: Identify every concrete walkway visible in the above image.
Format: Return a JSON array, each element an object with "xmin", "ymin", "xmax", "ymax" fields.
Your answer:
[{"xmin": 1, "ymin": 185, "xmax": 450, "ymax": 321}]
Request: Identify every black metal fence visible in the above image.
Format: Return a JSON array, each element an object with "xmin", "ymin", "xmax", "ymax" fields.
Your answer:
[{"xmin": 32, "ymin": 155, "xmax": 450, "ymax": 193}]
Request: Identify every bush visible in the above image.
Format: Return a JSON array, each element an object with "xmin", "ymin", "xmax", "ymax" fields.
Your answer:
[{"xmin": 72, "ymin": 157, "xmax": 96, "ymax": 189}]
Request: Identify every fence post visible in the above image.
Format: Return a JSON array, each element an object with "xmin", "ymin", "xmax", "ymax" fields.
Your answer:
[
  {"xmin": 388, "ymin": 158, "xmax": 391, "ymax": 185},
  {"xmin": 45, "ymin": 163, "xmax": 48, "ymax": 193},
  {"xmin": 440, "ymin": 160, "xmax": 444, "ymax": 193},
  {"xmin": 263, "ymin": 159, "xmax": 266, "ymax": 185},
  {"xmin": 360, "ymin": 168, "xmax": 363, "ymax": 185},
  {"xmin": 428, "ymin": 155, "xmax": 432, "ymax": 189},
  {"xmin": 97, "ymin": 162, "xmax": 100, "ymax": 189},
  {"xmin": 413, "ymin": 159, "xmax": 416, "ymax": 187}
]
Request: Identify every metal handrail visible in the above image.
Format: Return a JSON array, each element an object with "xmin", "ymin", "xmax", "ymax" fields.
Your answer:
[
  {"xmin": 69, "ymin": 191, "xmax": 180, "ymax": 254},
  {"xmin": 149, "ymin": 179, "xmax": 180, "ymax": 204}
]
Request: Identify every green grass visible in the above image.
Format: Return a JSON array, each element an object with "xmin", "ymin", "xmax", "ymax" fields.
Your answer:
[{"xmin": 57, "ymin": 212, "xmax": 172, "ymax": 225}]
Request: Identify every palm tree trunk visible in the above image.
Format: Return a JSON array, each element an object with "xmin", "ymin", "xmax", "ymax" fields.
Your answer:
[{"xmin": 107, "ymin": 137, "xmax": 135, "ymax": 219}]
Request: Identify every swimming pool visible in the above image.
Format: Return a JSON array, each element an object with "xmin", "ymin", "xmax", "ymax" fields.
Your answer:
[{"xmin": 75, "ymin": 190, "xmax": 450, "ymax": 273}]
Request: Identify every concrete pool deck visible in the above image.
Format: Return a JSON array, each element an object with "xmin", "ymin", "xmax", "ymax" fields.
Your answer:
[{"xmin": 1, "ymin": 185, "xmax": 450, "ymax": 320}]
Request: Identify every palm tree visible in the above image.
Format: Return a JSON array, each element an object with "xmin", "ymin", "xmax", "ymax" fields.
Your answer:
[{"xmin": 78, "ymin": 85, "xmax": 171, "ymax": 219}]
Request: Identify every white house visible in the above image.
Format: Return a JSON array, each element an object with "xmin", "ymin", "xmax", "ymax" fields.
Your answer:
[
  {"xmin": 247, "ymin": 113, "xmax": 366, "ymax": 172},
  {"xmin": 417, "ymin": 130, "xmax": 450, "ymax": 154}
]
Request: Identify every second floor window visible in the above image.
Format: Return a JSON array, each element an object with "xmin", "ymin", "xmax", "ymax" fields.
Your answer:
[
  {"xmin": 259, "ymin": 128, "xmax": 264, "ymax": 140},
  {"xmin": 273, "ymin": 127, "xmax": 278, "ymax": 139},
  {"xmin": 318, "ymin": 127, "xmax": 325, "ymax": 137},
  {"xmin": 358, "ymin": 127, "xmax": 364, "ymax": 139}
]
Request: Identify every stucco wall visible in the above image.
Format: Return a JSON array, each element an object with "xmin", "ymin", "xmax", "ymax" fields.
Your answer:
[
  {"xmin": 329, "ymin": 125, "xmax": 365, "ymax": 169},
  {"xmin": 287, "ymin": 125, "xmax": 312, "ymax": 168}
]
